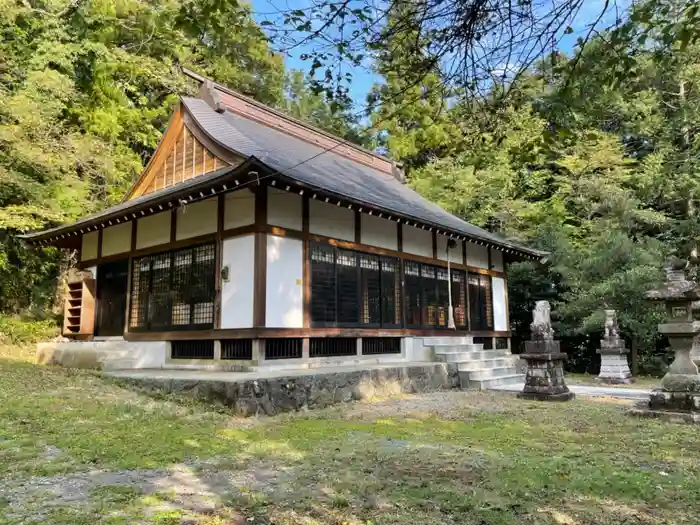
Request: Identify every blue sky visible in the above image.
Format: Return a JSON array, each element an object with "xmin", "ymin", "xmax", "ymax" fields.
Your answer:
[{"xmin": 250, "ymin": 0, "xmax": 630, "ymax": 108}]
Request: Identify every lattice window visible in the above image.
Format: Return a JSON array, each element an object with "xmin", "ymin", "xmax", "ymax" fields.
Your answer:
[
  {"xmin": 469, "ymin": 273, "xmax": 494, "ymax": 331},
  {"xmin": 337, "ymin": 249, "xmax": 359, "ymax": 326},
  {"xmin": 495, "ymin": 337, "xmax": 509, "ymax": 350},
  {"xmin": 171, "ymin": 340, "xmax": 214, "ymax": 359},
  {"xmin": 436, "ymin": 267, "xmax": 450, "ymax": 328},
  {"xmin": 129, "ymin": 244, "xmax": 216, "ymax": 331},
  {"xmin": 221, "ymin": 339, "xmax": 253, "ymax": 360},
  {"xmin": 310, "ymin": 338, "xmax": 357, "ymax": 357},
  {"xmin": 405, "ymin": 261, "xmax": 423, "ymax": 327},
  {"xmin": 473, "ymin": 336, "xmax": 494, "ymax": 350},
  {"xmin": 310, "ymin": 244, "xmax": 402, "ymax": 328},
  {"xmin": 362, "ymin": 337, "xmax": 401, "ymax": 355},
  {"xmin": 310, "ymin": 244, "xmax": 336, "ymax": 325},
  {"xmin": 380, "ymin": 257, "xmax": 402, "ymax": 327},
  {"xmin": 451, "ymin": 270, "xmax": 467, "ymax": 328},
  {"xmin": 360, "ymin": 253, "xmax": 381, "ymax": 326},
  {"xmin": 265, "ymin": 339, "xmax": 303, "ymax": 359}
]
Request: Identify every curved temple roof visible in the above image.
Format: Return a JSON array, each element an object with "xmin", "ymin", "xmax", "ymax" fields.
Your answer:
[{"xmin": 20, "ymin": 80, "xmax": 546, "ymax": 260}]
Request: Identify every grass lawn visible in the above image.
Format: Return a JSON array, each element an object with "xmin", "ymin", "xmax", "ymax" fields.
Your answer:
[
  {"xmin": 566, "ymin": 373, "xmax": 661, "ymax": 389},
  {"xmin": 2, "ymin": 344, "xmax": 699, "ymax": 524}
]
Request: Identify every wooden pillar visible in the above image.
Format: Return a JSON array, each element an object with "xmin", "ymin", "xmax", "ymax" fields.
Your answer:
[
  {"xmin": 302, "ymin": 196, "xmax": 311, "ymax": 328},
  {"xmin": 253, "ymin": 185, "xmax": 268, "ymax": 327},
  {"xmin": 214, "ymin": 193, "xmax": 225, "ymax": 329}
]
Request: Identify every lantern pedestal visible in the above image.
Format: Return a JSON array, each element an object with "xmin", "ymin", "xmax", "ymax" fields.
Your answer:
[{"xmin": 518, "ymin": 340, "xmax": 574, "ymax": 402}]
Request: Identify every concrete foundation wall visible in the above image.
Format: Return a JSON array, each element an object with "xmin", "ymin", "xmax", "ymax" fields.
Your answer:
[
  {"xmin": 115, "ymin": 363, "xmax": 460, "ymax": 417},
  {"xmin": 36, "ymin": 341, "xmax": 167, "ymax": 370}
]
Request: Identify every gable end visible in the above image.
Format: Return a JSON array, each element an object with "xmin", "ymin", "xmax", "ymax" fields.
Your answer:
[{"xmin": 125, "ymin": 103, "xmax": 238, "ymax": 201}]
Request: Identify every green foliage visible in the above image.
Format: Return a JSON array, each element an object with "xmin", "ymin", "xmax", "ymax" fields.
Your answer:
[
  {"xmin": 0, "ymin": 0, "xmax": 285, "ymax": 316},
  {"xmin": 378, "ymin": 2, "xmax": 700, "ymax": 372},
  {"xmin": 282, "ymin": 70, "xmax": 367, "ymax": 146},
  {"xmin": 0, "ymin": 315, "xmax": 60, "ymax": 344}
]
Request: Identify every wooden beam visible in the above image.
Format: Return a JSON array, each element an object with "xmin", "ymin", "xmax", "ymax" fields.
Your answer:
[
  {"xmin": 124, "ymin": 327, "xmax": 513, "ymax": 341},
  {"xmin": 354, "ymin": 210, "xmax": 361, "ymax": 243},
  {"xmin": 462, "ymin": 240, "xmax": 467, "ymax": 266},
  {"xmin": 432, "ymin": 230, "xmax": 438, "ymax": 259}
]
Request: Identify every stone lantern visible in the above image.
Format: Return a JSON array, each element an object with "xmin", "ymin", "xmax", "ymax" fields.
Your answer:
[
  {"xmin": 632, "ymin": 257, "xmax": 700, "ymax": 423},
  {"xmin": 518, "ymin": 300, "xmax": 574, "ymax": 402}
]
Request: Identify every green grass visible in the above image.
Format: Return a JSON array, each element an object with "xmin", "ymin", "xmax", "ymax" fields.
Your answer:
[
  {"xmin": 567, "ymin": 372, "xmax": 661, "ymax": 389},
  {"xmin": 2, "ymin": 344, "xmax": 700, "ymax": 524}
]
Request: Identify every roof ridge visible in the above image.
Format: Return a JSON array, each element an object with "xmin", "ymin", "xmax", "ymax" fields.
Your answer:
[{"xmin": 181, "ymin": 67, "xmax": 401, "ymax": 174}]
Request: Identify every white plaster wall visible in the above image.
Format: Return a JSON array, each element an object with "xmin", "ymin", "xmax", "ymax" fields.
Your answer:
[
  {"xmin": 224, "ymin": 189, "xmax": 255, "ymax": 229},
  {"xmin": 309, "ymin": 199, "xmax": 354, "ymax": 241},
  {"xmin": 136, "ymin": 212, "xmax": 170, "ymax": 250},
  {"xmin": 466, "ymin": 242, "xmax": 489, "ymax": 269},
  {"xmin": 436, "ymin": 234, "xmax": 464, "ymax": 262},
  {"xmin": 220, "ymin": 235, "xmax": 255, "ymax": 328},
  {"xmin": 361, "ymin": 214, "xmax": 398, "ymax": 250},
  {"xmin": 266, "ymin": 235, "xmax": 303, "ymax": 327},
  {"xmin": 402, "ymin": 225, "xmax": 433, "ymax": 257},
  {"xmin": 176, "ymin": 198, "xmax": 217, "ymax": 240},
  {"xmin": 267, "ymin": 188, "xmax": 303, "ymax": 230},
  {"xmin": 492, "ymin": 276, "xmax": 508, "ymax": 331},
  {"xmin": 491, "ymin": 248, "xmax": 504, "ymax": 271},
  {"xmin": 101, "ymin": 223, "xmax": 131, "ymax": 257},
  {"xmin": 81, "ymin": 231, "xmax": 98, "ymax": 261}
]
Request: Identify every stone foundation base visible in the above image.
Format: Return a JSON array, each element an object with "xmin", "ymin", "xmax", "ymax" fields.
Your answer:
[
  {"xmin": 115, "ymin": 363, "xmax": 460, "ymax": 417},
  {"xmin": 629, "ymin": 407, "xmax": 700, "ymax": 424},
  {"xmin": 519, "ymin": 351, "xmax": 573, "ymax": 402},
  {"xmin": 596, "ymin": 376, "xmax": 634, "ymax": 385},
  {"xmin": 629, "ymin": 388, "xmax": 700, "ymax": 424},
  {"xmin": 597, "ymin": 351, "xmax": 633, "ymax": 384},
  {"xmin": 518, "ymin": 390, "xmax": 575, "ymax": 402}
]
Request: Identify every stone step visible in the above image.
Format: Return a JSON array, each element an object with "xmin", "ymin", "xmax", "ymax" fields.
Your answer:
[
  {"xmin": 462, "ymin": 366, "xmax": 518, "ymax": 380},
  {"xmin": 455, "ymin": 357, "xmax": 519, "ymax": 371},
  {"xmin": 432, "ymin": 344, "xmax": 483, "ymax": 353},
  {"xmin": 436, "ymin": 349, "xmax": 511, "ymax": 362},
  {"xmin": 461, "ymin": 373, "xmax": 524, "ymax": 390}
]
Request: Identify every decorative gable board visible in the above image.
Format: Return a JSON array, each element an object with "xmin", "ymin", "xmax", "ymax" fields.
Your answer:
[{"xmin": 125, "ymin": 105, "xmax": 233, "ymax": 201}]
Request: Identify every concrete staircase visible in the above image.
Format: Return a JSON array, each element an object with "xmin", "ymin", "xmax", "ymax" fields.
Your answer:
[{"xmin": 427, "ymin": 337, "xmax": 524, "ymax": 390}]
